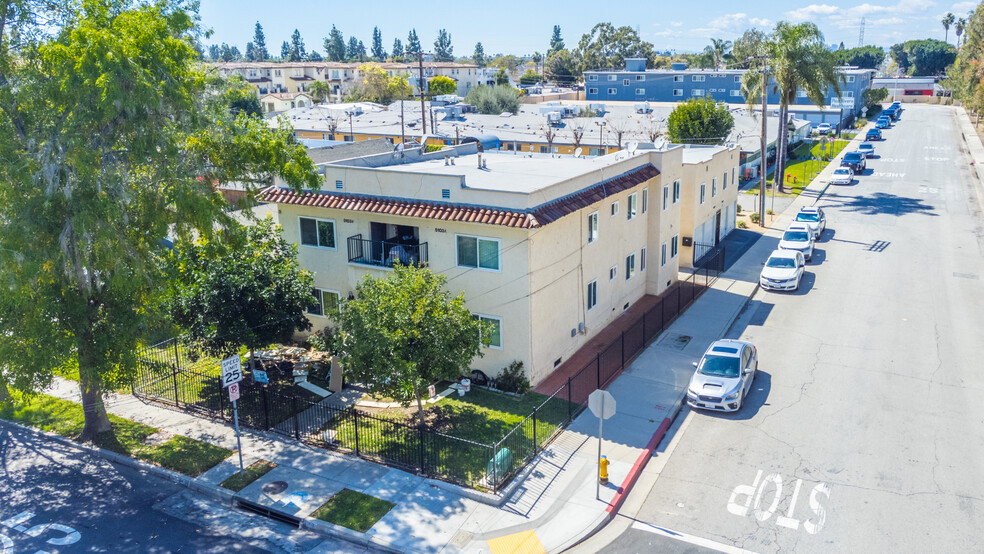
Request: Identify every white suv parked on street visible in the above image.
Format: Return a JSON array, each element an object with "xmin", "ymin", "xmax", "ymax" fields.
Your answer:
[
  {"xmin": 779, "ymin": 223, "xmax": 815, "ymax": 262},
  {"xmin": 794, "ymin": 206, "xmax": 826, "ymax": 239}
]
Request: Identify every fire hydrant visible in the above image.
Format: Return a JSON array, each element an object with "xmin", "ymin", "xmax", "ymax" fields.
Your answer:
[{"xmin": 599, "ymin": 455, "xmax": 610, "ymax": 485}]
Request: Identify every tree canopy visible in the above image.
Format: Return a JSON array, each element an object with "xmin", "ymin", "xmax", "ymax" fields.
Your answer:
[
  {"xmin": 952, "ymin": 3, "xmax": 984, "ymax": 110},
  {"xmin": 575, "ymin": 22, "xmax": 654, "ymax": 71},
  {"xmin": 833, "ymin": 45, "xmax": 886, "ymax": 69},
  {"xmin": 465, "ymin": 85, "xmax": 520, "ymax": 114},
  {"xmin": 428, "ymin": 75, "xmax": 457, "ymax": 96},
  {"xmin": 0, "ymin": 0, "xmax": 321, "ymax": 440},
  {"xmin": 545, "ymin": 49, "xmax": 578, "ymax": 85},
  {"xmin": 667, "ymin": 97, "xmax": 735, "ymax": 145},
  {"xmin": 549, "ymin": 25, "xmax": 564, "ymax": 55},
  {"xmin": 890, "ymin": 39, "xmax": 956, "ymax": 75},
  {"xmin": 434, "ymin": 28, "xmax": 453, "ymax": 62},
  {"xmin": 333, "ymin": 265, "xmax": 486, "ymax": 427},
  {"xmin": 324, "ymin": 25, "xmax": 345, "ymax": 62}
]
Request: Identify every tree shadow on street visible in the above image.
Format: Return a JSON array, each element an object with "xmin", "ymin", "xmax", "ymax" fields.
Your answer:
[{"xmin": 822, "ymin": 191, "xmax": 937, "ymax": 217}]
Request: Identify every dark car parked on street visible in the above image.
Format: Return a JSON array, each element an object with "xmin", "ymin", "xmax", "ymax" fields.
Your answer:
[
  {"xmin": 866, "ymin": 128, "xmax": 882, "ymax": 141},
  {"xmin": 841, "ymin": 152, "xmax": 867, "ymax": 173}
]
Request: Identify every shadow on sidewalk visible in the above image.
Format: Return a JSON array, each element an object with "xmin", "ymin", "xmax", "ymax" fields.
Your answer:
[{"xmin": 500, "ymin": 432, "xmax": 590, "ymax": 518}]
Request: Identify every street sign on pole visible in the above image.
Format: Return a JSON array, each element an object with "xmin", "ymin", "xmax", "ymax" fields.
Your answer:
[
  {"xmin": 221, "ymin": 355, "xmax": 243, "ymax": 388},
  {"xmin": 588, "ymin": 389, "xmax": 616, "ymax": 499},
  {"xmin": 253, "ymin": 369, "xmax": 269, "ymax": 384},
  {"xmin": 220, "ymin": 355, "xmax": 246, "ymax": 477}
]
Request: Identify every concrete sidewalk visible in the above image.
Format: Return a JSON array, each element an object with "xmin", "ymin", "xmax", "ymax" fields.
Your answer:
[{"xmin": 37, "ymin": 132, "xmax": 868, "ymax": 553}]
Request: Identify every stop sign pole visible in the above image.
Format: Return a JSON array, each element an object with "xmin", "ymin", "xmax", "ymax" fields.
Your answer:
[{"xmin": 588, "ymin": 389, "xmax": 616, "ymax": 500}]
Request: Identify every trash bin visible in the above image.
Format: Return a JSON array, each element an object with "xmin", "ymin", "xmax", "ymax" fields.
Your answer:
[{"xmin": 461, "ymin": 378, "xmax": 471, "ymax": 393}]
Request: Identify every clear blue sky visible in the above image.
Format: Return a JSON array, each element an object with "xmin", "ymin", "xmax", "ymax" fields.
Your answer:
[{"xmin": 198, "ymin": 0, "xmax": 975, "ymax": 57}]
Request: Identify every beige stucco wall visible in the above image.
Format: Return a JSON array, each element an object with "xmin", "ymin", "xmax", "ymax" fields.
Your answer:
[{"xmin": 679, "ymin": 146, "xmax": 740, "ymax": 268}]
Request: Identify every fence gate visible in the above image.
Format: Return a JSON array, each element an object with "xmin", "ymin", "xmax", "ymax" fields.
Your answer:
[{"xmin": 693, "ymin": 242, "xmax": 725, "ymax": 272}]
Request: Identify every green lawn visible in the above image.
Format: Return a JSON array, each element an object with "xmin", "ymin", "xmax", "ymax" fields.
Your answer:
[
  {"xmin": 311, "ymin": 489, "xmax": 395, "ymax": 532},
  {"xmin": 220, "ymin": 460, "xmax": 277, "ymax": 492},
  {"xmin": 764, "ymin": 139, "xmax": 850, "ymax": 196},
  {"xmin": 0, "ymin": 393, "xmax": 231, "ymax": 477}
]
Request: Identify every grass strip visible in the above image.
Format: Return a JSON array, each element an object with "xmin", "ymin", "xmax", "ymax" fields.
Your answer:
[
  {"xmin": 0, "ymin": 393, "xmax": 231, "ymax": 477},
  {"xmin": 311, "ymin": 489, "xmax": 395, "ymax": 533},
  {"xmin": 219, "ymin": 460, "xmax": 278, "ymax": 492}
]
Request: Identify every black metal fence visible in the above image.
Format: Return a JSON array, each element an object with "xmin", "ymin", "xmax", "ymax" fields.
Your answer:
[
  {"xmin": 693, "ymin": 242, "xmax": 727, "ymax": 272},
  {"xmin": 132, "ymin": 252, "xmax": 724, "ymax": 491}
]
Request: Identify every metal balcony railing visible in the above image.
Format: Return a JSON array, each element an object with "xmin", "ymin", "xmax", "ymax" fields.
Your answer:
[{"xmin": 347, "ymin": 235, "xmax": 428, "ymax": 267}]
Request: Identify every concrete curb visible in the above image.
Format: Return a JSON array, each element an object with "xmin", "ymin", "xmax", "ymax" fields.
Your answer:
[
  {"xmin": 426, "ymin": 449, "xmax": 540, "ymax": 506},
  {"xmin": 301, "ymin": 518, "xmax": 402, "ymax": 553}
]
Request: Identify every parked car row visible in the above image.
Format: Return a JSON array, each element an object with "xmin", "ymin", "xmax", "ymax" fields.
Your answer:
[
  {"xmin": 834, "ymin": 102, "xmax": 901, "ymax": 186},
  {"xmin": 758, "ymin": 205, "xmax": 827, "ymax": 294}
]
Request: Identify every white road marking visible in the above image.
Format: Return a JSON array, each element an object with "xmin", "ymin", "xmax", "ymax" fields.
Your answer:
[
  {"xmin": 631, "ymin": 520, "xmax": 758, "ymax": 554},
  {"xmin": 728, "ymin": 470, "xmax": 831, "ymax": 535},
  {"xmin": 872, "ymin": 172, "xmax": 906, "ymax": 178},
  {"xmin": 0, "ymin": 534, "xmax": 11, "ymax": 554}
]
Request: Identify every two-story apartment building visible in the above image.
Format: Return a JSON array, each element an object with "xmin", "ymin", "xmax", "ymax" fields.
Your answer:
[
  {"xmin": 260, "ymin": 143, "xmax": 738, "ymax": 385},
  {"xmin": 678, "ymin": 145, "xmax": 741, "ymax": 267},
  {"xmin": 584, "ymin": 59, "xmax": 874, "ymax": 123}
]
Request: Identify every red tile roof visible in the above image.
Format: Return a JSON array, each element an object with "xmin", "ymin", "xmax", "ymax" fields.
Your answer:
[{"xmin": 261, "ymin": 164, "xmax": 659, "ymax": 229}]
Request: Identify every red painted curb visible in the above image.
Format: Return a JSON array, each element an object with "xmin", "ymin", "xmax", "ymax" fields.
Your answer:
[{"xmin": 605, "ymin": 416, "xmax": 672, "ymax": 515}]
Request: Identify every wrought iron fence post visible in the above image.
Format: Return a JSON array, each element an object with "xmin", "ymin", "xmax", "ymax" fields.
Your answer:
[
  {"xmin": 262, "ymin": 387, "xmax": 270, "ymax": 430},
  {"xmin": 292, "ymin": 395, "xmax": 300, "ymax": 440},
  {"xmin": 491, "ymin": 442, "xmax": 498, "ymax": 492},
  {"xmin": 172, "ymin": 339, "xmax": 181, "ymax": 406},
  {"xmin": 532, "ymin": 406, "xmax": 538, "ymax": 454},
  {"xmin": 418, "ymin": 426, "xmax": 426, "ymax": 475},
  {"xmin": 353, "ymin": 409, "xmax": 361, "ymax": 456}
]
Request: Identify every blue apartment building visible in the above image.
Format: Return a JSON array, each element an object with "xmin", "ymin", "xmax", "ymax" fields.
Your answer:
[{"xmin": 585, "ymin": 59, "xmax": 874, "ymax": 125}]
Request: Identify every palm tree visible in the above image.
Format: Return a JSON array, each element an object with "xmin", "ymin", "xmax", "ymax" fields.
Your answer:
[
  {"xmin": 943, "ymin": 12, "xmax": 956, "ymax": 44},
  {"xmin": 710, "ymin": 38, "xmax": 733, "ymax": 70},
  {"xmin": 308, "ymin": 81, "xmax": 332, "ymax": 103},
  {"xmin": 956, "ymin": 18, "xmax": 966, "ymax": 48},
  {"xmin": 741, "ymin": 22, "xmax": 841, "ymax": 193}
]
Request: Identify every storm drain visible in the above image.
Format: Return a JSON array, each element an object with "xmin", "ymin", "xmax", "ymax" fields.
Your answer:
[{"xmin": 235, "ymin": 498, "xmax": 302, "ymax": 527}]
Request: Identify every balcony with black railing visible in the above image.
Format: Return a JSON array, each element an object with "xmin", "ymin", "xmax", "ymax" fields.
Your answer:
[{"xmin": 347, "ymin": 234, "xmax": 428, "ymax": 268}]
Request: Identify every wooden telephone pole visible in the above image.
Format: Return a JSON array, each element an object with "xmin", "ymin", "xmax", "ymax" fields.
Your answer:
[{"xmin": 418, "ymin": 51, "xmax": 427, "ymax": 135}]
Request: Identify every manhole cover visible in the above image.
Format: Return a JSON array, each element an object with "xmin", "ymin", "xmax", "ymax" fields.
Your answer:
[{"xmin": 262, "ymin": 481, "xmax": 289, "ymax": 495}]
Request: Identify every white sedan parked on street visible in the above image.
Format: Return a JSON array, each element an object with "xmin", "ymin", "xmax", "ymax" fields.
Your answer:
[
  {"xmin": 760, "ymin": 249, "xmax": 806, "ymax": 291},
  {"xmin": 779, "ymin": 223, "xmax": 815, "ymax": 262},
  {"xmin": 687, "ymin": 339, "xmax": 759, "ymax": 412},
  {"xmin": 829, "ymin": 167, "xmax": 854, "ymax": 185}
]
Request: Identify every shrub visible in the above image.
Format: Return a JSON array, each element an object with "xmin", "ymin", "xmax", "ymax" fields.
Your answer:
[
  {"xmin": 856, "ymin": 118, "xmax": 867, "ymax": 128},
  {"xmin": 495, "ymin": 361, "xmax": 530, "ymax": 395},
  {"xmin": 464, "ymin": 85, "xmax": 520, "ymax": 115},
  {"xmin": 736, "ymin": 204, "xmax": 742, "ymax": 213},
  {"xmin": 737, "ymin": 220, "xmax": 748, "ymax": 229},
  {"xmin": 766, "ymin": 209, "xmax": 773, "ymax": 215},
  {"xmin": 308, "ymin": 326, "xmax": 335, "ymax": 352},
  {"xmin": 750, "ymin": 212, "xmax": 761, "ymax": 223}
]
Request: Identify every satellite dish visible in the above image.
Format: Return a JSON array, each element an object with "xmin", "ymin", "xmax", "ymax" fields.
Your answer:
[
  {"xmin": 529, "ymin": 145, "xmax": 535, "ymax": 152},
  {"xmin": 574, "ymin": 147, "xmax": 583, "ymax": 158},
  {"xmin": 626, "ymin": 142, "xmax": 639, "ymax": 155},
  {"xmin": 396, "ymin": 143, "xmax": 405, "ymax": 152}
]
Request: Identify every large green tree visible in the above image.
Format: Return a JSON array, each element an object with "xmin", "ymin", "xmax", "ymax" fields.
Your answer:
[
  {"xmin": 473, "ymin": 41, "xmax": 486, "ymax": 67},
  {"xmin": 575, "ymin": 22, "xmax": 654, "ymax": 71},
  {"xmin": 544, "ymin": 49, "xmax": 578, "ymax": 85},
  {"xmin": 891, "ymin": 39, "xmax": 957, "ymax": 75},
  {"xmin": 465, "ymin": 84, "xmax": 520, "ymax": 114},
  {"xmin": 371, "ymin": 26, "xmax": 385, "ymax": 61},
  {"xmin": 742, "ymin": 21, "xmax": 840, "ymax": 193},
  {"xmin": 0, "ymin": 0, "xmax": 320, "ymax": 440},
  {"xmin": 549, "ymin": 25, "xmax": 564, "ymax": 55},
  {"xmin": 163, "ymin": 217, "xmax": 315, "ymax": 372},
  {"xmin": 952, "ymin": 3, "xmax": 984, "ymax": 110},
  {"xmin": 392, "ymin": 37, "xmax": 404, "ymax": 61},
  {"xmin": 943, "ymin": 12, "xmax": 956, "ymax": 44},
  {"xmin": 288, "ymin": 28, "xmax": 305, "ymax": 61},
  {"xmin": 433, "ymin": 28, "xmax": 453, "ymax": 62},
  {"xmin": 428, "ymin": 75, "xmax": 457, "ymax": 96},
  {"xmin": 406, "ymin": 28, "xmax": 421, "ymax": 58},
  {"xmin": 252, "ymin": 21, "xmax": 269, "ymax": 60},
  {"xmin": 324, "ymin": 25, "xmax": 345, "ymax": 62},
  {"xmin": 334, "ymin": 265, "xmax": 486, "ymax": 428},
  {"xmin": 667, "ymin": 96, "xmax": 735, "ymax": 145},
  {"xmin": 833, "ymin": 45, "xmax": 886, "ymax": 69}
]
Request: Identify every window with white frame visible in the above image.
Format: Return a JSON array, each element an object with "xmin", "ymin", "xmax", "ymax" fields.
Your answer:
[
  {"xmin": 608, "ymin": 88, "xmax": 618, "ymax": 95},
  {"xmin": 587, "ymin": 212, "xmax": 599, "ymax": 243},
  {"xmin": 640, "ymin": 247, "xmax": 647, "ymax": 271},
  {"xmin": 624, "ymin": 79, "xmax": 630, "ymax": 86},
  {"xmin": 661, "ymin": 243, "xmax": 667, "ymax": 266},
  {"xmin": 692, "ymin": 75, "xmax": 705, "ymax": 82},
  {"xmin": 475, "ymin": 314, "xmax": 502, "ymax": 348},
  {"xmin": 609, "ymin": 265, "xmax": 617, "ymax": 280},
  {"xmin": 625, "ymin": 253, "xmax": 636, "ymax": 280},
  {"xmin": 700, "ymin": 183, "xmax": 706, "ymax": 204},
  {"xmin": 674, "ymin": 75, "xmax": 684, "ymax": 82},
  {"xmin": 611, "ymin": 201, "xmax": 619, "ymax": 216},
  {"xmin": 844, "ymin": 75, "xmax": 855, "ymax": 83},
  {"xmin": 673, "ymin": 179, "xmax": 681, "ymax": 203},
  {"xmin": 627, "ymin": 193, "xmax": 638, "ymax": 220},
  {"xmin": 636, "ymin": 75, "xmax": 645, "ymax": 81},
  {"xmin": 608, "ymin": 74, "xmax": 617, "ymax": 81},
  {"xmin": 692, "ymin": 89, "xmax": 705, "ymax": 97},
  {"xmin": 673, "ymin": 89, "xmax": 683, "ymax": 96},
  {"xmin": 589, "ymin": 88, "xmax": 598, "ymax": 94},
  {"xmin": 732, "ymin": 167, "xmax": 736, "ymax": 185},
  {"xmin": 671, "ymin": 235, "xmax": 679, "ymax": 258},
  {"xmin": 843, "ymin": 90, "xmax": 854, "ymax": 98},
  {"xmin": 730, "ymin": 89, "xmax": 742, "ymax": 97},
  {"xmin": 587, "ymin": 280, "xmax": 598, "ymax": 311},
  {"xmin": 588, "ymin": 74, "xmax": 598, "ymax": 81},
  {"xmin": 636, "ymin": 88, "xmax": 646, "ymax": 95},
  {"xmin": 734, "ymin": 75, "xmax": 741, "ymax": 82},
  {"xmin": 723, "ymin": 172, "xmax": 728, "ymax": 189},
  {"xmin": 299, "ymin": 217, "xmax": 336, "ymax": 249},
  {"xmin": 642, "ymin": 189, "xmax": 648, "ymax": 213},
  {"xmin": 456, "ymin": 235, "xmax": 500, "ymax": 270},
  {"xmin": 712, "ymin": 177, "xmax": 717, "ymax": 197},
  {"xmin": 663, "ymin": 185, "xmax": 669, "ymax": 210},
  {"xmin": 308, "ymin": 288, "xmax": 340, "ymax": 317}
]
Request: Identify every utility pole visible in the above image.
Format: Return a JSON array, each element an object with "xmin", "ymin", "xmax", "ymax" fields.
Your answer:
[
  {"xmin": 759, "ymin": 57, "xmax": 768, "ymax": 228},
  {"xmin": 418, "ymin": 51, "xmax": 427, "ymax": 135},
  {"xmin": 400, "ymin": 72, "xmax": 406, "ymax": 145}
]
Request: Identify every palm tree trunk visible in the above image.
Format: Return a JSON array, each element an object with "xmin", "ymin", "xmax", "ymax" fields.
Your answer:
[{"xmin": 775, "ymin": 103, "xmax": 789, "ymax": 194}]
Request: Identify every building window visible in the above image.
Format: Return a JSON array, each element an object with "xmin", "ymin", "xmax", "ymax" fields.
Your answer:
[
  {"xmin": 589, "ymin": 87, "xmax": 598, "ymax": 94},
  {"xmin": 587, "ymin": 212, "xmax": 599, "ymax": 243},
  {"xmin": 609, "ymin": 265, "xmax": 617, "ymax": 280},
  {"xmin": 692, "ymin": 89, "xmax": 705, "ymax": 97},
  {"xmin": 692, "ymin": 75, "xmax": 705, "ymax": 82},
  {"xmin": 672, "ymin": 235, "xmax": 679, "ymax": 258},
  {"xmin": 674, "ymin": 75, "xmax": 684, "ymax": 82},
  {"xmin": 723, "ymin": 172, "xmax": 728, "ymax": 189},
  {"xmin": 673, "ymin": 89, "xmax": 683, "ymax": 96},
  {"xmin": 734, "ymin": 75, "xmax": 741, "ymax": 82},
  {"xmin": 730, "ymin": 89, "xmax": 742, "ymax": 97},
  {"xmin": 635, "ymin": 88, "xmax": 646, "ymax": 95},
  {"xmin": 732, "ymin": 167, "xmax": 736, "ymax": 186},
  {"xmin": 299, "ymin": 217, "xmax": 336, "ymax": 249},
  {"xmin": 641, "ymin": 247, "xmax": 647, "ymax": 271},
  {"xmin": 623, "ymin": 79, "xmax": 630, "ymax": 86},
  {"xmin": 661, "ymin": 243, "xmax": 667, "ymax": 267},
  {"xmin": 608, "ymin": 75, "xmax": 617, "ymax": 81},
  {"xmin": 700, "ymin": 183, "xmax": 706, "ymax": 204},
  {"xmin": 625, "ymin": 253, "xmax": 636, "ymax": 280},
  {"xmin": 636, "ymin": 75, "xmax": 645, "ymax": 81},
  {"xmin": 673, "ymin": 179, "xmax": 681, "ymax": 203},
  {"xmin": 607, "ymin": 88, "xmax": 617, "ymax": 95},
  {"xmin": 476, "ymin": 314, "xmax": 502, "ymax": 348},
  {"xmin": 627, "ymin": 193, "xmax": 638, "ymax": 220},
  {"xmin": 308, "ymin": 288, "xmax": 340, "ymax": 317},
  {"xmin": 844, "ymin": 75, "xmax": 855, "ymax": 83},
  {"xmin": 587, "ymin": 280, "xmax": 598, "ymax": 311},
  {"xmin": 611, "ymin": 201, "xmax": 619, "ymax": 216},
  {"xmin": 456, "ymin": 235, "xmax": 500, "ymax": 271},
  {"xmin": 843, "ymin": 90, "xmax": 854, "ymax": 98},
  {"xmin": 797, "ymin": 89, "xmax": 808, "ymax": 98},
  {"xmin": 663, "ymin": 185, "xmax": 669, "ymax": 210},
  {"xmin": 712, "ymin": 177, "xmax": 717, "ymax": 197},
  {"xmin": 642, "ymin": 188, "xmax": 648, "ymax": 213},
  {"xmin": 588, "ymin": 75, "xmax": 598, "ymax": 81}
]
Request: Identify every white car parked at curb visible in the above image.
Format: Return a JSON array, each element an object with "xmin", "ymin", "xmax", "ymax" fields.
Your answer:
[
  {"xmin": 760, "ymin": 249, "xmax": 806, "ymax": 291},
  {"xmin": 779, "ymin": 223, "xmax": 815, "ymax": 262},
  {"xmin": 687, "ymin": 339, "xmax": 759, "ymax": 412},
  {"xmin": 829, "ymin": 167, "xmax": 853, "ymax": 185}
]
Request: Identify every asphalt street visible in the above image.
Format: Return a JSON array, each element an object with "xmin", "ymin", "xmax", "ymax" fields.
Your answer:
[
  {"xmin": 605, "ymin": 104, "xmax": 984, "ymax": 553},
  {"xmin": 0, "ymin": 423, "xmax": 338, "ymax": 553}
]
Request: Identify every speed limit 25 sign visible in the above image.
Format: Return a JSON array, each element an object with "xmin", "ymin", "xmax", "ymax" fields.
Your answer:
[{"xmin": 220, "ymin": 355, "xmax": 243, "ymax": 388}]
